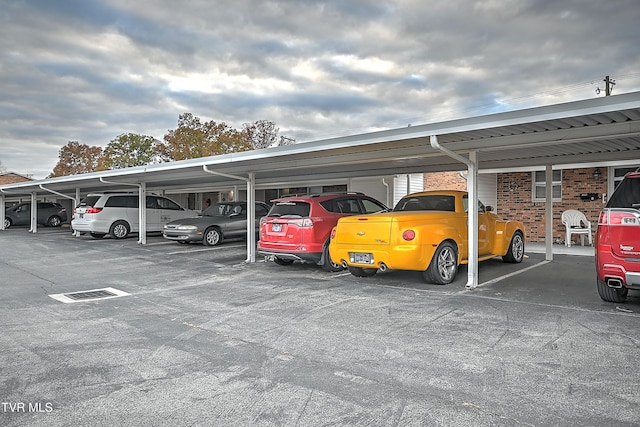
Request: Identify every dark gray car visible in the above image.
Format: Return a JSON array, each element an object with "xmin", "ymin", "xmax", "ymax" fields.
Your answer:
[
  {"xmin": 163, "ymin": 201, "xmax": 270, "ymax": 245},
  {"xmin": 4, "ymin": 202, "xmax": 68, "ymax": 228}
]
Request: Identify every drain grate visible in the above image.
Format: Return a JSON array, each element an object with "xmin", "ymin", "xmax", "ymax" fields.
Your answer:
[
  {"xmin": 49, "ymin": 287, "xmax": 130, "ymax": 304},
  {"xmin": 65, "ymin": 289, "xmax": 117, "ymax": 300}
]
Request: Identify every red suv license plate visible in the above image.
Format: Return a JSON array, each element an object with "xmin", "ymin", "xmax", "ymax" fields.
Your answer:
[
  {"xmin": 271, "ymin": 223, "xmax": 282, "ymax": 232},
  {"xmin": 352, "ymin": 252, "xmax": 372, "ymax": 264}
]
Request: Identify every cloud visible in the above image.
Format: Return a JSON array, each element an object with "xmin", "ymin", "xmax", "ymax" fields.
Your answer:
[{"xmin": 1, "ymin": 0, "xmax": 640, "ymax": 178}]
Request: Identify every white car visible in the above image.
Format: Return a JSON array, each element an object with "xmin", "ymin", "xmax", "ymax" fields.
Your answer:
[{"xmin": 72, "ymin": 192, "xmax": 197, "ymax": 239}]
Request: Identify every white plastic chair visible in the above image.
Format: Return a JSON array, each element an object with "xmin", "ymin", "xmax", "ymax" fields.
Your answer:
[{"xmin": 561, "ymin": 209, "xmax": 593, "ymax": 247}]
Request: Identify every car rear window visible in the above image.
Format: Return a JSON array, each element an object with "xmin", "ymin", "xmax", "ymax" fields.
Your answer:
[
  {"xmin": 394, "ymin": 195, "xmax": 455, "ymax": 212},
  {"xmin": 268, "ymin": 201, "xmax": 311, "ymax": 217},
  {"xmin": 320, "ymin": 198, "xmax": 361, "ymax": 214},
  {"xmin": 78, "ymin": 195, "xmax": 101, "ymax": 208},
  {"xmin": 607, "ymin": 174, "xmax": 640, "ymax": 209}
]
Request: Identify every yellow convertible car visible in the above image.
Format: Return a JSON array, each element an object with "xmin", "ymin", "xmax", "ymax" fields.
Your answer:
[{"xmin": 329, "ymin": 190, "xmax": 525, "ymax": 284}]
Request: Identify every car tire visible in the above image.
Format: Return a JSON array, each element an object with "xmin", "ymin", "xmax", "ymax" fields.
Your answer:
[
  {"xmin": 274, "ymin": 257, "xmax": 294, "ymax": 266},
  {"xmin": 503, "ymin": 231, "xmax": 525, "ymax": 263},
  {"xmin": 203, "ymin": 227, "xmax": 223, "ymax": 246},
  {"xmin": 90, "ymin": 232, "xmax": 106, "ymax": 239},
  {"xmin": 321, "ymin": 243, "xmax": 344, "ymax": 272},
  {"xmin": 347, "ymin": 266, "xmax": 377, "ymax": 277},
  {"xmin": 109, "ymin": 220, "xmax": 130, "ymax": 239},
  {"xmin": 47, "ymin": 215, "xmax": 62, "ymax": 227},
  {"xmin": 4, "ymin": 218, "xmax": 11, "ymax": 229},
  {"xmin": 423, "ymin": 241, "xmax": 458, "ymax": 285},
  {"xmin": 596, "ymin": 278, "xmax": 628, "ymax": 303}
]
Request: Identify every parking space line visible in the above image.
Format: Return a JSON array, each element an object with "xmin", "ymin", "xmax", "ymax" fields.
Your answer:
[
  {"xmin": 470, "ymin": 260, "xmax": 551, "ymax": 290},
  {"xmin": 143, "ymin": 241, "xmax": 176, "ymax": 246},
  {"xmin": 166, "ymin": 243, "xmax": 245, "ymax": 255}
]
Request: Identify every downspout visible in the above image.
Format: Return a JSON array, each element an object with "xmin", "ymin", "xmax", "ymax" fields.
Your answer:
[
  {"xmin": 99, "ymin": 178, "xmax": 145, "ymax": 244},
  {"xmin": 39, "ymin": 184, "xmax": 78, "ymax": 235},
  {"xmin": 203, "ymin": 165, "xmax": 255, "ymax": 263},
  {"xmin": 381, "ymin": 178, "xmax": 391, "ymax": 208},
  {"xmin": 430, "ymin": 135, "xmax": 479, "ymax": 289}
]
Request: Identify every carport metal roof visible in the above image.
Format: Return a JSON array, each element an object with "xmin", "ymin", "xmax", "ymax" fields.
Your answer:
[
  {"xmin": 2, "ymin": 91, "xmax": 640, "ymax": 286},
  {"xmin": 2, "ymin": 91, "xmax": 639, "ymax": 195}
]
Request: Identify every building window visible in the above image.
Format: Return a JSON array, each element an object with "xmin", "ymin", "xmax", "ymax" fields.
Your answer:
[
  {"xmin": 612, "ymin": 166, "xmax": 637, "ymax": 190},
  {"xmin": 532, "ymin": 170, "xmax": 562, "ymax": 202}
]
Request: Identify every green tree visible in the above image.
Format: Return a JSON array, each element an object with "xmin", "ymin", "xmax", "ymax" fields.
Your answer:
[
  {"xmin": 49, "ymin": 141, "xmax": 103, "ymax": 177},
  {"xmin": 100, "ymin": 133, "xmax": 162, "ymax": 170},
  {"xmin": 158, "ymin": 113, "xmax": 252, "ymax": 161}
]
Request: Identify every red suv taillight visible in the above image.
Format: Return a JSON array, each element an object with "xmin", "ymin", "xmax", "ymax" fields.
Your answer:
[
  {"xmin": 605, "ymin": 211, "xmax": 640, "ymax": 225},
  {"xmin": 288, "ymin": 217, "xmax": 319, "ymax": 227},
  {"xmin": 597, "ymin": 210, "xmax": 640, "ymax": 246},
  {"xmin": 85, "ymin": 207, "xmax": 103, "ymax": 214}
]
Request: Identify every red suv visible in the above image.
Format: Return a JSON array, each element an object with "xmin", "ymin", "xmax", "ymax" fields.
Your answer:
[
  {"xmin": 595, "ymin": 171, "xmax": 640, "ymax": 302},
  {"xmin": 257, "ymin": 193, "xmax": 387, "ymax": 271}
]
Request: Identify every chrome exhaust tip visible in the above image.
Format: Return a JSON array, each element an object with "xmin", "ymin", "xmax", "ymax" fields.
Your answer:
[
  {"xmin": 379, "ymin": 263, "xmax": 388, "ymax": 272},
  {"xmin": 606, "ymin": 278, "xmax": 623, "ymax": 289},
  {"xmin": 341, "ymin": 260, "xmax": 348, "ymax": 268}
]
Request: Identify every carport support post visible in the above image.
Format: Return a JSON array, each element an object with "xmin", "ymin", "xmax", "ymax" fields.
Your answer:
[
  {"xmin": 139, "ymin": 182, "xmax": 147, "ymax": 245},
  {"xmin": 0, "ymin": 195, "xmax": 5, "ymax": 230},
  {"xmin": 429, "ymin": 136, "xmax": 478, "ymax": 289},
  {"xmin": 467, "ymin": 151, "xmax": 479, "ymax": 289},
  {"xmin": 75, "ymin": 188, "xmax": 81, "ymax": 236},
  {"xmin": 39, "ymin": 184, "xmax": 79, "ymax": 235},
  {"xmin": 545, "ymin": 165, "xmax": 554, "ymax": 261},
  {"xmin": 202, "ymin": 165, "xmax": 257, "ymax": 263},
  {"xmin": 246, "ymin": 172, "xmax": 256, "ymax": 263},
  {"xmin": 29, "ymin": 192, "xmax": 37, "ymax": 233}
]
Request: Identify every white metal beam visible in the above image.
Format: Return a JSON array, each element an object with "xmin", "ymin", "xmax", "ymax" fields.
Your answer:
[
  {"xmin": 430, "ymin": 135, "xmax": 479, "ymax": 289},
  {"xmin": 0, "ymin": 195, "xmax": 5, "ymax": 230},
  {"xmin": 246, "ymin": 173, "xmax": 256, "ymax": 263},
  {"xmin": 545, "ymin": 165, "xmax": 554, "ymax": 261},
  {"xmin": 29, "ymin": 192, "xmax": 37, "ymax": 233}
]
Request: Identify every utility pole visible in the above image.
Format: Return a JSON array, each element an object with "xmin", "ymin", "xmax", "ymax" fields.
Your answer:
[{"xmin": 604, "ymin": 75, "xmax": 616, "ymax": 96}]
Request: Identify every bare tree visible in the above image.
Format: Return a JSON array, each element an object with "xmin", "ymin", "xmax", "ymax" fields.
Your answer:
[{"xmin": 242, "ymin": 120, "xmax": 279, "ymax": 149}]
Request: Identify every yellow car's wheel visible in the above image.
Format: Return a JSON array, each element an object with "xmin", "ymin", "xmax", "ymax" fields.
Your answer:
[
  {"xmin": 423, "ymin": 241, "xmax": 458, "ymax": 285},
  {"xmin": 503, "ymin": 231, "xmax": 524, "ymax": 263}
]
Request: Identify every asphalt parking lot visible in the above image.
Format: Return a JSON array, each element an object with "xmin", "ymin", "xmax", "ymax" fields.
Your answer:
[{"xmin": 1, "ymin": 226, "xmax": 639, "ymax": 426}]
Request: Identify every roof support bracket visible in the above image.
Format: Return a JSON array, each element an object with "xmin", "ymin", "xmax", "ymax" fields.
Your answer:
[
  {"xmin": 430, "ymin": 135, "xmax": 479, "ymax": 289},
  {"xmin": 202, "ymin": 165, "xmax": 256, "ymax": 263},
  {"xmin": 39, "ymin": 184, "xmax": 80, "ymax": 236},
  {"xmin": 98, "ymin": 177, "xmax": 146, "ymax": 244}
]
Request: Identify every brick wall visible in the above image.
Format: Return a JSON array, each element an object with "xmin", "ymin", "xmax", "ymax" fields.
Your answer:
[
  {"xmin": 424, "ymin": 168, "xmax": 605, "ymax": 244},
  {"xmin": 423, "ymin": 171, "xmax": 466, "ymax": 190},
  {"xmin": 497, "ymin": 168, "xmax": 606, "ymax": 244}
]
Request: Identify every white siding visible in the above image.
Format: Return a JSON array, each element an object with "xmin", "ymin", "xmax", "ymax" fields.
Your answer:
[
  {"xmin": 349, "ymin": 177, "xmax": 394, "ymax": 208},
  {"xmin": 478, "ymin": 173, "xmax": 497, "ymax": 211},
  {"xmin": 393, "ymin": 174, "xmax": 424, "ymax": 207}
]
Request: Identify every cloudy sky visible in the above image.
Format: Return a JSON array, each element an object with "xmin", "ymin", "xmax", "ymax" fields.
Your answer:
[{"xmin": 2, "ymin": 0, "xmax": 640, "ymax": 178}]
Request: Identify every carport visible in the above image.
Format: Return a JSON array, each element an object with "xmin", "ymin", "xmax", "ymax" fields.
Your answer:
[{"xmin": 2, "ymin": 91, "xmax": 640, "ymax": 289}]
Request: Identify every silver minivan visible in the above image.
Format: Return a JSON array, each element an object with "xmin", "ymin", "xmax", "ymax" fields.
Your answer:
[{"xmin": 72, "ymin": 192, "xmax": 197, "ymax": 239}]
